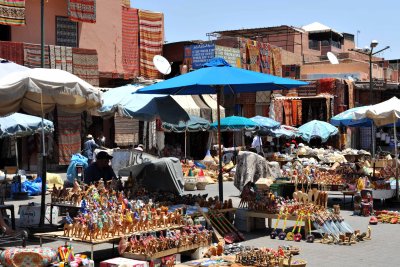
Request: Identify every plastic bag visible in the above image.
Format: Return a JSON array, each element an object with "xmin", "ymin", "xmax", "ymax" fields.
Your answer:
[{"xmin": 66, "ymin": 153, "xmax": 89, "ymax": 185}]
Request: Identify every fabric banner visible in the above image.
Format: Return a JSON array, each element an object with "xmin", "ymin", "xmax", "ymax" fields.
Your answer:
[
  {"xmin": 247, "ymin": 40, "xmax": 260, "ymax": 72},
  {"xmin": 215, "ymin": 45, "xmax": 240, "ymax": 68},
  {"xmin": 271, "ymin": 47, "xmax": 282, "ymax": 77},
  {"xmin": 55, "ymin": 16, "xmax": 78, "ymax": 47},
  {"xmin": 0, "ymin": 0, "xmax": 25, "ymax": 26},
  {"xmin": 345, "ymin": 79, "xmax": 354, "ymax": 109},
  {"xmin": 114, "ymin": 114, "xmax": 139, "ymax": 146},
  {"xmin": 0, "ymin": 41, "xmax": 23, "ymax": 64},
  {"xmin": 273, "ymin": 99, "xmax": 284, "ymax": 124},
  {"xmin": 49, "ymin": 45, "xmax": 73, "ymax": 72},
  {"xmin": 57, "ymin": 110, "xmax": 81, "ymax": 165},
  {"xmin": 72, "ymin": 48, "xmax": 99, "ymax": 86},
  {"xmin": 122, "ymin": 7, "xmax": 139, "ymax": 78},
  {"xmin": 139, "ymin": 10, "xmax": 164, "ymax": 79},
  {"xmin": 239, "ymin": 38, "xmax": 249, "ymax": 70},
  {"xmin": 68, "ymin": 0, "xmax": 96, "ymax": 23},
  {"xmin": 23, "ymin": 43, "xmax": 50, "ymax": 68},
  {"xmin": 257, "ymin": 41, "xmax": 270, "ymax": 74}
]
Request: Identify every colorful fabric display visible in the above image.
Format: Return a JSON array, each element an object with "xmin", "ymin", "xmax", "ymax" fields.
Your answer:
[
  {"xmin": 72, "ymin": 48, "xmax": 99, "ymax": 86},
  {"xmin": 317, "ymin": 78, "xmax": 336, "ymax": 95},
  {"xmin": 57, "ymin": 110, "xmax": 82, "ymax": 165},
  {"xmin": 23, "ymin": 43, "xmax": 50, "ymax": 68},
  {"xmin": 68, "ymin": 0, "xmax": 96, "ymax": 23},
  {"xmin": 49, "ymin": 45, "xmax": 73, "ymax": 72},
  {"xmin": 122, "ymin": 7, "xmax": 139, "ymax": 79},
  {"xmin": 0, "ymin": 0, "xmax": 25, "ymax": 26},
  {"xmin": 0, "ymin": 41, "xmax": 23, "ymax": 64}
]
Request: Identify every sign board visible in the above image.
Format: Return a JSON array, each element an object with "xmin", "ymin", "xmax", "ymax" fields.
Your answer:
[
  {"xmin": 215, "ymin": 45, "xmax": 241, "ymax": 67},
  {"xmin": 184, "ymin": 43, "xmax": 215, "ymax": 69}
]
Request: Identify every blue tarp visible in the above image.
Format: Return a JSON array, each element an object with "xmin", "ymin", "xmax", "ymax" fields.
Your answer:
[
  {"xmin": 12, "ymin": 176, "xmax": 44, "ymax": 196},
  {"xmin": 98, "ymin": 84, "xmax": 189, "ymax": 124},
  {"xmin": 67, "ymin": 153, "xmax": 89, "ymax": 185}
]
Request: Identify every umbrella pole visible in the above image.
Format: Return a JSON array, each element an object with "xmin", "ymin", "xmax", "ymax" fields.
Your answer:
[
  {"xmin": 217, "ymin": 86, "xmax": 223, "ymax": 202},
  {"xmin": 185, "ymin": 131, "xmax": 187, "ymax": 160},
  {"xmin": 395, "ymin": 121, "xmax": 399, "ymax": 200},
  {"xmin": 14, "ymin": 138, "xmax": 19, "ymax": 171}
]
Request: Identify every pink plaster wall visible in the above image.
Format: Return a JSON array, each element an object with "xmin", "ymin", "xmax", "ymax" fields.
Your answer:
[
  {"xmin": 11, "ymin": 0, "xmax": 67, "ymax": 45},
  {"xmin": 78, "ymin": 0, "xmax": 124, "ymax": 74}
]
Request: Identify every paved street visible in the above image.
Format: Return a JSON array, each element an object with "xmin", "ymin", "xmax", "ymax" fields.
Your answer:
[{"xmin": 4, "ymin": 178, "xmax": 400, "ymax": 266}]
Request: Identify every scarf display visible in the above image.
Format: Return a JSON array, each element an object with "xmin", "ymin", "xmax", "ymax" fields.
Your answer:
[
  {"xmin": 0, "ymin": 0, "xmax": 25, "ymax": 26},
  {"xmin": 49, "ymin": 45, "xmax": 73, "ymax": 72},
  {"xmin": 68, "ymin": 0, "xmax": 96, "ymax": 23},
  {"xmin": 72, "ymin": 48, "xmax": 99, "ymax": 86},
  {"xmin": 0, "ymin": 41, "xmax": 23, "ymax": 64},
  {"xmin": 138, "ymin": 10, "xmax": 164, "ymax": 79},
  {"xmin": 122, "ymin": 7, "xmax": 139, "ymax": 79}
]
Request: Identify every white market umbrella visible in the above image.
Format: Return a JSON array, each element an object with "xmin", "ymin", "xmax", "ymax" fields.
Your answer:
[{"xmin": 354, "ymin": 96, "xmax": 400, "ymax": 199}]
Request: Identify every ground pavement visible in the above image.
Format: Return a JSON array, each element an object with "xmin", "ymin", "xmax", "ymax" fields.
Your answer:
[{"xmin": 4, "ymin": 178, "xmax": 400, "ymax": 266}]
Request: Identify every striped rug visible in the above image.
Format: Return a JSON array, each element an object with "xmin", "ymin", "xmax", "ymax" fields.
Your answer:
[
  {"xmin": 139, "ymin": 10, "xmax": 164, "ymax": 79},
  {"xmin": 68, "ymin": 0, "xmax": 96, "ymax": 23},
  {"xmin": 23, "ymin": 43, "xmax": 50, "ymax": 68},
  {"xmin": 122, "ymin": 7, "xmax": 139, "ymax": 79},
  {"xmin": 0, "ymin": 0, "xmax": 25, "ymax": 26},
  {"xmin": 0, "ymin": 41, "xmax": 24, "ymax": 64},
  {"xmin": 72, "ymin": 48, "xmax": 99, "ymax": 86},
  {"xmin": 57, "ymin": 110, "xmax": 82, "ymax": 165},
  {"xmin": 114, "ymin": 114, "xmax": 139, "ymax": 146},
  {"xmin": 49, "ymin": 45, "xmax": 73, "ymax": 72}
]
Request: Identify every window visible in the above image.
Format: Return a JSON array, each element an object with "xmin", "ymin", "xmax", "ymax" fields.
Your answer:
[{"xmin": 55, "ymin": 16, "xmax": 78, "ymax": 47}]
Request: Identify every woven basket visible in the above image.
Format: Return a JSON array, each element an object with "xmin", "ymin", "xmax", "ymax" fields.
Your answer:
[
  {"xmin": 184, "ymin": 177, "xmax": 197, "ymax": 191},
  {"xmin": 196, "ymin": 182, "xmax": 207, "ymax": 190}
]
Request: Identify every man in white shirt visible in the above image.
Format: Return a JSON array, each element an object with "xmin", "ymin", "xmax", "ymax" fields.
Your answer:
[{"xmin": 251, "ymin": 135, "xmax": 263, "ymax": 154}]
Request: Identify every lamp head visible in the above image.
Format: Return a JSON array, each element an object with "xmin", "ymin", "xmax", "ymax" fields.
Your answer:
[{"xmin": 370, "ymin": 40, "xmax": 378, "ymax": 48}]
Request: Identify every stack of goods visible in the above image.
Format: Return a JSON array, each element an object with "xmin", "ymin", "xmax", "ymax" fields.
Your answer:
[
  {"xmin": 375, "ymin": 210, "xmax": 400, "ymax": 224},
  {"xmin": 312, "ymin": 170, "xmax": 345, "ymax": 189},
  {"xmin": 238, "ymin": 182, "xmax": 279, "ymax": 213},
  {"xmin": 62, "ymin": 182, "xmax": 188, "ymax": 241},
  {"xmin": 118, "ymin": 225, "xmax": 212, "ymax": 257},
  {"xmin": 206, "ymin": 210, "xmax": 244, "ymax": 243},
  {"xmin": 55, "ymin": 245, "xmax": 93, "ymax": 267}
]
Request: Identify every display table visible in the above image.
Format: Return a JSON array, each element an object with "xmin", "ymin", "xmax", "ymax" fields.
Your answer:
[
  {"xmin": 373, "ymin": 189, "xmax": 395, "ymax": 200},
  {"xmin": 342, "ymin": 191, "xmax": 357, "ymax": 209},
  {"xmin": 245, "ymin": 211, "xmax": 311, "ymax": 236}
]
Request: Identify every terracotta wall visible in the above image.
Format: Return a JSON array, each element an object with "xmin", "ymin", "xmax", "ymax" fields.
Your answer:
[
  {"xmin": 79, "ymin": 0, "xmax": 123, "ymax": 75},
  {"xmin": 11, "ymin": 0, "xmax": 67, "ymax": 45}
]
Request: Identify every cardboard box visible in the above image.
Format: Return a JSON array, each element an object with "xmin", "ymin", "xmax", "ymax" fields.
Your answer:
[
  {"xmin": 100, "ymin": 257, "xmax": 149, "ymax": 267},
  {"xmin": 19, "ymin": 203, "xmax": 58, "ymax": 227}
]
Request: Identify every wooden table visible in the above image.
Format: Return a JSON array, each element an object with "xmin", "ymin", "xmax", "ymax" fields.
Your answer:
[
  {"xmin": 245, "ymin": 211, "xmax": 311, "ymax": 236},
  {"xmin": 342, "ymin": 191, "xmax": 357, "ymax": 209}
]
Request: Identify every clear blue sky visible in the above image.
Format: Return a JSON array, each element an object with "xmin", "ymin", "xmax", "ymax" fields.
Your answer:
[{"xmin": 131, "ymin": 0, "xmax": 398, "ymax": 59}]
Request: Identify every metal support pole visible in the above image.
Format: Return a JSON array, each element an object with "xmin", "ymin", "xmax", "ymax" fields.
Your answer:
[
  {"xmin": 369, "ymin": 52, "xmax": 376, "ymax": 159},
  {"xmin": 216, "ymin": 86, "xmax": 223, "ymax": 202},
  {"xmin": 394, "ymin": 122, "xmax": 399, "ymax": 200}
]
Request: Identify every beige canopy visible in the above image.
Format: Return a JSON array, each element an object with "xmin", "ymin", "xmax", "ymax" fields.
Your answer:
[{"xmin": 0, "ymin": 68, "xmax": 102, "ymax": 116}]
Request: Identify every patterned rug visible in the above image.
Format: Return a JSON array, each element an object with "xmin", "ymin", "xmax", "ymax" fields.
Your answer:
[
  {"xmin": 0, "ymin": 0, "xmax": 25, "ymax": 26},
  {"xmin": 57, "ymin": 110, "xmax": 82, "ymax": 165},
  {"xmin": 23, "ymin": 43, "xmax": 50, "ymax": 68},
  {"xmin": 49, "ymin": 45, "xmax": 73, "ymax": 72},
  {"xmin": 72, "ymin": 48, "xmax": 99, "ymax": 86},
  {"xmin": 271, "ymin": 47, "xmax": 282, "ymax": 77},
  {"xmin": 0, "ymin": 41, "xmax": 24, "ymax": 64},
  {"xmin": 122, "ymin": 7, "xmax": 139, "ymax": 79},
  {"xmin": 114, "ymin": 114, "xmax": 139, "ymax": 146},
  {"xmin": 55, "ymin": 16, "xmax": 78, "ymax": 47},
  {"xmin": 139, "ymin": 10, "xmax": 164, "ymax": 79},
  {"xmin": 67, "ymin": 0, "xmax": 96, "ymax": 23}
]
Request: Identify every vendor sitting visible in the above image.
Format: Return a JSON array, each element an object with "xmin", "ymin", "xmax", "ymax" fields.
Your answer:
[{"xmin": 84, "ymin": 151, "xmax": 116, "ymax": 184}]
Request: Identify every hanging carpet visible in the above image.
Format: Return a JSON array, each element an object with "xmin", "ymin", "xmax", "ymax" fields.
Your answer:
[
  {"xmin": 0, "ymin": 0, "xmax": 25, "ymax": 26},
  {"xmin": 68, "ymin": 0, "xmax": 96, "ymax": 23}
]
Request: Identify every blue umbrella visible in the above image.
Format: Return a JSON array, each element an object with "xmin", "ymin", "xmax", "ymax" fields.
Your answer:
[
  {"xmin": 98, "ymin": 84, "xmax": 189, "ymax": 124},
  {"xmin": 137, "ymin": 57, "xmax": 308, "ymax": 201},
  {"xmin": 0, "ymin": 112, "xmax": 54, "ymax": 170},
  {"xmin": 0, "ymin": 112, "xmax": 54, "ymax": 138},
  {"xmin": 330, "ymin": 106, "xmax": 373, "ymax": 127},
  {"xmin": 250, "ymin": 115, "xmax": 280, "ymax": 130},
  {"xmin": 298, "ymin": 120, "xmax": 339, "ymax": 143},
  {"xmin": 267, "ymin": 125, "xmax": 299, "ymax": 138},
  {"xmin": 210, "ymin": 116, "xmax": 259, "ymax": 131},
  {"xmin": 162, "ymin": 115, "xmax": 209, "ymax": 133}
]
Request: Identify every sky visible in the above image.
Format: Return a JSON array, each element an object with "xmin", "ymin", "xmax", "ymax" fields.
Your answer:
[{"xmin": 131, "ymin": 0, "xmax": 398, "ymax": 59}]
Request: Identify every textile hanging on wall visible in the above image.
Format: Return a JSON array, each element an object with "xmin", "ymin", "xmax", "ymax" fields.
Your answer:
[
  {"xmin": 23, "ymin": 43, "xmax": 50, "ymax": 68},
  {"xmin": 49, "ymin": 45, "xmax": 73, "ymax": 72},
  {"xmin": 247, "ymin": 40, "xmax": 260, "ymax": 72},
  {"xmin": 273, "ymin": 99, "xmax": 284, "ymax": 124},
  {"xmin": 114, "ymin": 114, "xmax": 139, "ymax": 146},
  {"xmin": 257, "ymin": 41, "xmax": 270, "ymax": 74},
  {"xmin": 72, "ymin": 48, "xmax": 99, "ymax": 86},
  {"xmin": 291, "ymin": 100, "xmax": 298, "ymax": 125},
  {"xmin": 138, "ymin": 10, "xmax": 164, "ymax": 79},
  {"xmin": 345, "ymin": 79, "xmax": 354, "ymax": 109},
  {"xmin": 256, "ymin": 91, "xmax": 271, "ymax": 103},
  {"xmin": 122, "ymin": 7, "xmax": 139, "ymax": 79},
  {"xmin": 0, "ymin": 0, "xmax": 25, "ymax": 26},
  {"xmin": 269, "ymin": 101, "xmax": 275, "ymax": 121},
  {"xmin": 0, "ymin": 41, "xmax": 23, "ymax": 64},
  {"xmin": 55, "ymin": 16, "xmax": 78, "ymax": 47},
  {"xmin": 317, "ymin": 78, "xmax": 336, "ymax": 95},
  {"xmin": 283, "ymin": 100, "xmax": 292, "ymax": 126},
  {"xmin": 296, "ymin": 100, "xmax": 302, "ymax": 125},
  {"xmin": 271, "ymin": 47, "xmax": 282, "ymax": 77},
  {"xmin": 57, "ymin": 110, "xmax": 81, "ymax": 165},
  {"xmin": 68, "ymin": 0, "xmax": 96, "ymax": 23},
  {"xmin": 121, "ymin": 0, "xmax": 130, "ymax": 8},
  {"xmin": 282, "ymin": 64, "xmax": 300, "ymax": 79},
  {"xmin": 239, "ymin": 38, "xmax": 249, "ymax": 70}
]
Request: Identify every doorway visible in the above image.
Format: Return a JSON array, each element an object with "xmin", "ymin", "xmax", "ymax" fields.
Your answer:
[{"xmin": 0, "ymin": 25, "xmax": 11, "ymax": 41}]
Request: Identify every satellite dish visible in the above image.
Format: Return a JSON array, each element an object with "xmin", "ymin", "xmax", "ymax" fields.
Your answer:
[
  {"xmin": 347, "ymin": 76, "xmax": 354, "ymax": 81},
  {"xmin": 327, "ymin": 52, "xmax": 339, "ymax": 64},
  {"xmin": 153, "ymin": 55, "xmax": 171, "ymax": 75}
]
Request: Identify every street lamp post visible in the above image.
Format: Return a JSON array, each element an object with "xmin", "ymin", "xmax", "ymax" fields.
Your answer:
[{"xmin": 349, "ymin": 41, "xmax": 390, "ymax": 158}]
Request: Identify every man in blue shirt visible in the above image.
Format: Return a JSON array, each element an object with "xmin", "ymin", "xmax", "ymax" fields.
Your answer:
[
  {"xmin": 84, "ymin": 151, "xmax": 116, "ymax": 184},
  {"xmin": 82, "ymin": 134, "xmax": 99, "ymax": 164}
]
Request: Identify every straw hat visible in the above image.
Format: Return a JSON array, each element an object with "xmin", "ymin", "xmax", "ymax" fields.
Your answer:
[{"xmin": 87, "ymin": 134, "xmax": 93, "ymax": 139}]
